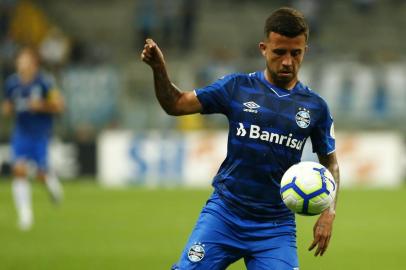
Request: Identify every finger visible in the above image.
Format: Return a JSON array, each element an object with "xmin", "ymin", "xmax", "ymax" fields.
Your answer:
[
  {"xmin": 308, "ymin": 236, "xmax": 319, "ymax": 251},
  {"xmin": 309, "ymin": 224, "xmax": 323, "ymax": 250},
  {"xmin": 315, "ymin": 246, "xmax": 321, "ymax": 256},
  {"xmin": 320, "ymin": 235, "xmax": 331, "ymax": 256},
  {"xmin": 141, "ymin": 53, "xmax": 151, "ymax": 63},
  {"xmin": 315, "ymin": 236, "xmax": 327, "ymax": 257},
  {"xmin": 143, "ymin": 46, "xmax": 155, "ymax": 56},
  {"xmin": 313, "ymin": 223, "xmax": 318, "ymax": 235},
  {"xmin": 142, "ymin": 50, "xmax": 152, "ymax": 58}
]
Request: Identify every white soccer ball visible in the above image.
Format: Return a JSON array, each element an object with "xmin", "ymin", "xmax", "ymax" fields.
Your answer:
[{"xmin": 280, "ymin": 161, "xmax": 336, "ymax": 216}]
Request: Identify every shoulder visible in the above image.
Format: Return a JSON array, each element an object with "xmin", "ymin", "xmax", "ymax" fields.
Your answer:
[
  {"xmin": 217, "ymin": 72, "xmax": 259, "ymax": 86},
  {"xmin": 37, "ymin": 72, "xmax": 56, "ymax": 89},
  {"xmin": 217, "ymin": 72, "xmax": 246, "ymax": 83},
  {"xmin": 5, "ymin": 74, "xmax": 20, "ymax": 89},
  {"xmin": 298, "ymin": 82, "xmax": 330, "ymax": 110}
]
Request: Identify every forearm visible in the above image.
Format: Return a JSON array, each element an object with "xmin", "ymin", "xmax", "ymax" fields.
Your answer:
[
  {"xmin": 152, "ymin": 64, "xmax": 183, "ymax": 115},
  {"xmin": 326, "ymin": 163, "xmax": 340, "ymax": 212},
  {"xmin": 318, "ymin": 153, "xmax": 340, "ymax": 212},
  {"xmin": 2, "ymin": 101, "xmax": 13, "ymax": 116},
  {"xmin": 32, "ymin": 100, "xmax": 64, "ymax": 114}
]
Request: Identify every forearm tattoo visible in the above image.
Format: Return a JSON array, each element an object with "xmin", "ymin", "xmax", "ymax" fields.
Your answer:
[{"xmin": 153, "ymin": 65, "xmax": 181, "ymax": 114}]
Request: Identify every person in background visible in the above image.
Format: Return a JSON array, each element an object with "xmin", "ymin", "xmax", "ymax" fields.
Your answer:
[{"xmin": 2, "ymin": 47, "xmax": 64, "ymax": 231}]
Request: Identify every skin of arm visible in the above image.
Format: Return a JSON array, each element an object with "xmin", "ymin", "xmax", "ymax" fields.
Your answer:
[
  {"xmin": 141, "ymin": 39, "xmax": 202, "ymax": 116},
  {"xmin": 309, "ymin": 152, "xmax": 340, "ymax": 256},
  {"xmin": 2, "ymin": 100, "xmax": 13, "ymax": 116}
]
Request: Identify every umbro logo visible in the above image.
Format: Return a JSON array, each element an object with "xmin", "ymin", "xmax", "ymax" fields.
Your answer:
[{"xmin": 243, "ymin": 101, "xmax": 260, "ymax": 113}]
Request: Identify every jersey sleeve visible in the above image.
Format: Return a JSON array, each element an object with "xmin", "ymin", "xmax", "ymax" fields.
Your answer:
[
  {"xmin": 194, "ymin": 74, "xmax": 236, "ymax": 115},
  {"xmin": 40, "ymin": 73, "xmax": 63, "ymax": 103},
  {"xmin": 40, "ymin": 74, "xmax": 55, "ymax": 97},
  {"xmin": 310, "ymin": 99, "xmax": 336, "ymax": 155}
]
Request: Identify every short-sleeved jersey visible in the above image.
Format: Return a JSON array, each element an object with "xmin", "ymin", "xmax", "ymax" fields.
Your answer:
[
  {"xmin": 195, "ymin": 71, "xmax": 335, "ymax": 220},
  {"xmin": 5, "ymin": 73, "xmax": 55, "ymax": 139}
]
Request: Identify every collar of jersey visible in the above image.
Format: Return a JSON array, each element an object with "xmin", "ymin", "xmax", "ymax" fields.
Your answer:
[{"xmin": 257, "ymin": 71, "xmax": 302, "ymax": 97}]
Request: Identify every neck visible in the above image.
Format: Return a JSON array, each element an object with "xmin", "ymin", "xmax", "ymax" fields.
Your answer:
[
  {"xmin": 19, "ymin": 72, "xmax": 36, "ymax": 85},
  {"xmin": 264, "ymin": 69, "xmax": 297, "ymax": 90}
]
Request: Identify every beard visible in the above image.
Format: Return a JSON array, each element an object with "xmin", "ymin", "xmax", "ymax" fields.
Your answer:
[{"xmin": 267, "ymin": 64, "xmax": 296, "ymax": 89}]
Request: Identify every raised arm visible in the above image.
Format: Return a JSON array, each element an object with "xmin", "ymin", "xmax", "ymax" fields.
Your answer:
[
  {"xmin": 141, "ymin": 39, "xmax": 202, "ymax": 116},
  {"xmin": 309, "ymin": 151, "xmax": 340, "ymax": 256}
]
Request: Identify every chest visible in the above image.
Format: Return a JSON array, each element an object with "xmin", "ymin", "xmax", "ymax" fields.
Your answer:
[
  {"xmin": 10, "ymin": 83, "xmax": 44, "ymax": 101},
  {"xmin": 229, "ymin": 88, "xmax": 321, "ymax": 138}
]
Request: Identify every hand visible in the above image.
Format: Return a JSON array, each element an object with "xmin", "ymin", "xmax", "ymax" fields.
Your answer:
[
  {"xmin": 29, "ymin": 100, "xmax": 44, "ymax": 112},
  {"xmin": 308, "ymin": 209, "xmax": 335, "ymax": 256},
  {"xmin": 2, "ymin": 101, "xmax": 14, "ymax": 116},
  {"xmin": 141, "ymin": 39, "xmax": 165, "ymax": 69}
]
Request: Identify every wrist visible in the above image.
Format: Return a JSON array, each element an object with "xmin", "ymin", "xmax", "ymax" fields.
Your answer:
[{"xmin": 151, "ymin": 62, "xmax": 166, "ymax": 71}]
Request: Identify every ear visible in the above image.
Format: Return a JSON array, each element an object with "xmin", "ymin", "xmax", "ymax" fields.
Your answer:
[
  {"xmin": 259, "ymin": 42, "xmax": 267, "ymax": 57},
  {"xmin": 305, "ymin": 45, "xmax": 309, "ymax": 53}
]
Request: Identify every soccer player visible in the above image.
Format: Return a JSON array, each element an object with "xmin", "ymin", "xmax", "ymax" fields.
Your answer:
[
  {"xmin": 2, "ymin": 47, "xmax": 64, "ymax": 231},
  {"xmin": 141, "ymin": 7, "xmax": 340, "ymax": 270}
]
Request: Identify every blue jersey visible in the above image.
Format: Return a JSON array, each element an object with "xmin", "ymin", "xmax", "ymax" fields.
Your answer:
[
  {"xmin": 195, "ymin": 71, "xmax": 335, "ymax": 220},
  {"xmin": 5, "ymin": 73, "xmax": 54, "ymax": 139}
]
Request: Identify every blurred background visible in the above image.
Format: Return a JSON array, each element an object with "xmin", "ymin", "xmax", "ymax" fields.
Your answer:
[{"xmin": 0, "ymin": 0, "xmax": 405, "ymax": 269}]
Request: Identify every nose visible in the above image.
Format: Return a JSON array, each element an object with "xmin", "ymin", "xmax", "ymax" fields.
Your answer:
[{"xmin": 282, "ymin": 54, "xmax": 293, "ymax": 67}]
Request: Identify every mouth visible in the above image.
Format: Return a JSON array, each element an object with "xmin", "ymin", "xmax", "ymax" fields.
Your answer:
[{"xmin": 278, "ymin": 71, "xmax": 292, "ymax": 77}]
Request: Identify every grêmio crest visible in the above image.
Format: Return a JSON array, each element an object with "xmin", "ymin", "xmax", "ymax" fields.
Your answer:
[{"xmin": 295, "ymin": 107, "xmax": 311, "ymax": 128}]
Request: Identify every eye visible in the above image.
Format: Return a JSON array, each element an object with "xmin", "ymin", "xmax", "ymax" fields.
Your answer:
[
  {"xmin": 291, "ymin": 50, "xmax": 302, "ymax": 57},
  {"xmin": 273, "ymin": 49, "xmax": 286, "ymax": 56}
]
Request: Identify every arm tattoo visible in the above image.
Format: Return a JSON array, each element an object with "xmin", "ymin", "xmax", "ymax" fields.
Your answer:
[
  {"xmin": 319, "ymin": 154, "xmax": 340, "ymax": 212},
  {"xmin": 152, "ymin": 65, "xmax": 182, "ymax": 115}
]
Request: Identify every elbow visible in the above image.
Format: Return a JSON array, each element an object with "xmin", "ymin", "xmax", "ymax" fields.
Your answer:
[
  {"xmin": 164, "ymin": 109, "xmax": 182, "ymax": 116},
  {"xmin": 162, "ymin": 105, "xmax": 183, "ymax": 116}
]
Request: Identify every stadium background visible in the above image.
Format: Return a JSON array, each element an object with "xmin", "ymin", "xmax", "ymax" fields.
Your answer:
[{"xmin": 0, "ymin": 0, "xmax": 405, "ymax": 269}]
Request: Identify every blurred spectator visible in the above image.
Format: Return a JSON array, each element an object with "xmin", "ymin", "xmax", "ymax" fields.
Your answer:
[
  {"xmin": 135, "ymin": 0, "xmax": 158, "ymax": 50},
  {"xmin": 196, "ymin": 47, "xmax": 237, "ymax": 86},
  {"xmin": 160, "ymin": 0, "xmax": 181, "ymax": 49},
  {"xmin": 68, "ymin": 37, "xmax": 86, "ymax": 65},
  {"xmin": 0, "ymin": 0, "xmax": 14, "ymax": 41},
  {"xmin": 339, "ymin": 74, "xmax": 354, "ymax": 114},
  {"xmin": 39, "ymin": 26, "xmax": 71, "ymax": 72},
  {"xmin": 372, "ymin": 71, "xmax": 388, "ymax": 117},
  {"xmin": 353, "ymin": 0, "xmax": 377, "ymax": 13},
  {"xmin": 0, "ymin": 1, "xmax": 17, "ymax": 80},
  {"xmin": 179, "ymin": 0, "xmax": 198, "ymax": 52},
  {"xmin": 9, "ymin": 0, "xmax": 50, "ymax": 48},
  {"xmin": 290, "ymin": 0, "xmax": 322, "ymax": 47},
  {"xmin": 0, "ymin": 36, "xmax": 18, "ymax": 80}
]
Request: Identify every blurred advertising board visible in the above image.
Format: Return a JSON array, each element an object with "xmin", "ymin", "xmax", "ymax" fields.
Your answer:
[
  {"xmin": 98, "ymin": 131, "xmax": 404, "ymax": 188},
  {"xmin": 97, "ymin": 131, "xmax": 227, "ymax": 187}
]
